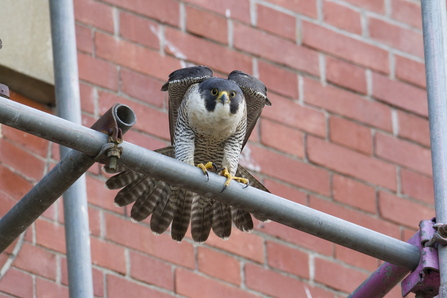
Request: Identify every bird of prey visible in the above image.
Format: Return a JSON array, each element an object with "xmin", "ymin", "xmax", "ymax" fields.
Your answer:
[{"xmin": 105, "ymin": 66, "xmax": 271, "ymax": 243}]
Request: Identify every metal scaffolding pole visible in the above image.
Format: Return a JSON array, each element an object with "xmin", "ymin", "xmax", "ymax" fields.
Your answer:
[
  {"xmin": 49, "ymin": 0, "xmax": 92, "ymax": 296},
  {"xmin": 0, "ymin": 96, "xmax": 421, "ymax": 270},
  {"xmin": 421, "ymin": 0, "xmax": 447, "ymax": 296}
]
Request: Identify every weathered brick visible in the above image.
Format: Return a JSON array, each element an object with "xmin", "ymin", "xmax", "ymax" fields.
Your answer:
[
  {"xmin": 102, "ymin": 0, "xmax": 179, "ymax": 27},
  {"xmin": 303, "ymin": 77, "xmax": 392, "ymax": 131},
  {"xmin": 119, "ymin": 11, "xmax": 160, "ymax": 50},
  {"xmin": 120, "ymin": 68, "xmax": 164, "ymax": 107},
  {"xmin": 176, "ymin": 268, "xmax": 258, "ymax": 298},
  {"xmin": 164, "ymin": 27, "xmax": 252, "ymax": 74},
  {"xmin": 123, "ymin": 130, "xmax": 168, "ymax": 151},
  {"xmin": 266, "ymin": 241, "xmax": 309, "ymax": 278},
  {"xmin": 391, "ymin": 0, "xmax": 422, "ymax": 30},
  {"xmin": 198, "ymin": 247, "xmax": 241, "ymax": 285},
  {"xmin": 302, "ymin": 21, "xmax": 389, "ymax": 73},
  {"xmin": 78, "ymin": 52, "xmax": 118, "ymax": 91},
  {"xmin": 309, "ymin": 196, "xmax": 400, "ymax": 238},
  {"xmin": 130, "ymin": 250, "xmax": 173, "ymax": 290},
  {"xmin": 246, "ymin": 143, "xmax": 331, "ymax": 195},
  {"xmin": 335, "ymin": 245, "xmax": 378, "ymax": 271},
  {"xmin": 329, "ymin": 116, "xmax": 372, "ymax": 155},
  {"xmin": 0, "ymin": 268, "xmax": 33, "ymax": 298},
  {"xmin": 266, "ymin": 0, "xmax": 317, "ymax": 18},
  {"xmin": 88, "ymin": 207, "xmax": 101, "ymax": 237},
  {"xmin": 342, "ymin": 0, "xmax": 384, "ymax": 14},
  {"xmin": 333, "ymin": 174, "xmax": 376, "ymax": 214},
  {"xmin": 323, "ymin": 1, "xmax": 362, "ymax": 34},
  {"xmin": 90, "ymin": 237, "xmax": 126, "ymax": 274},
  {"xmin": 105, "ymin": 213, "xmax": 195, "ymax": 268},
  {"xmin": 308, "ymin": 136, "xmax": 397, "ymax": 191},
  {"xmin": 260, "ymin": 119, "xmax": 304, "ymax": 158},
  {"xmin": 85, "ymin": 174, "xmax": 121, "ymax": 213},
  {"xmin": 14, "ymin": 242, "xmax": 57, "ymax": 280},
  {"xmin": 185, "ymin": 6, "xmax": 227, "ymax": 44},
  {"xmin": 263, "ymin": 179, "xmax": 307, "ymax": 205},
  {"xmin": 401, "ymin": 169, "xmax": 434, "ymax": 204},
  {"xmin": 184, "ymin": 0, "xmax": 250, "ymax": 23},
  {"xmin": 397, "ymin": 110, "xmax": 430, "ymax": 147},
  {"xmin": 395, "ymin": 55, "xmax": 426, "ymax": 88},
  {"xmin": 369, "ymin": 17, "xmax": 423, "ymax": 58},
  {"xmin": 375, "ymin": 133, "xmax": 432, "ymax": 176},
  {"xmin": 402, "ymin": 228, "xmax": 418, "ymax": 242},
  {"xmin": 256, "ymin": 5, "xmax": 296, "ymax": 41},
  {"xmin": 258, "ymin": 61, "xmax": 299, "ymax": 99},
  {"xmin": 35, "ymin": 219, "xmax": 66, "ymax": 254},
  {"xmin": 36, "ymin": 278, "xmax": 69, "ymax": 298},
  {"xmin": 314, "ymin": 257, "xmax": 369, "ymax": 293},
  {"xmin": 379, "ymin": 191, "xmax": 434, "ymax": 228},
  {"xmin": 107, "ymin": 275, "xmax": 174, "ymax": 298},
  {"xmin": 79, "ymin": 82, "xmax": 95, "ymax": 114},
  {"xmin": 373, "ymin": 73, "xmax": 428, "ymax": 116},
  {"xmin": 2, "ymin": 126, "xmax": 49, "ymax": 158},
  {"xmin": 0, "ymin": 165, "xmax": 32, "ymax": 200},
  {"xmin": 74, "ymin": 0, "xmax": 114, "ymax": 32},
  {"xmin": 75, "ymin": 23, "xmax": 93, "ymax": 54},
  {"xmin": 233, "ymin": 23, "xmax": 319, "ymax": 76},
  {"xmin": 262, "ymin": 93, "xmax": 326, "ymax": 137},
  {"xmin": 95, "ymin": 32, "xmax": 181, "ymax": 81},
  {"xmin": 326, "ymin": 56, "xmax": 367, "ymax": 94},
  {"xmin": 0, "ymin": 193, "xmax": 16, "ymax": 218}
]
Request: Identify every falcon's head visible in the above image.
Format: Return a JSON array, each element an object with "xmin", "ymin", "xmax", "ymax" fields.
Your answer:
[{"xmin": 198, "ymin": 78, "xmax": 244, "ymax": 115}]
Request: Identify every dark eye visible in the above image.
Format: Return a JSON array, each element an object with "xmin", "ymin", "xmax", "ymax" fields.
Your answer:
[
  {"xmin": 230, "ymin": 91, "xmax": 236, "ymax": 98},
  {"xmin": 211, "ymin": 89, "xmax": 218, "ymax": 96}
]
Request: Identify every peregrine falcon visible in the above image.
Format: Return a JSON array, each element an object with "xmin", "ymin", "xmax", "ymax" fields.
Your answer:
[{"xmin": 105, "ymin": 66, "xmax": 271, "ymax": 243}]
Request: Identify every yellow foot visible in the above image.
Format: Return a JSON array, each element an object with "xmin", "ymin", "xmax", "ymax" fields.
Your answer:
[
  {"xmin": 219, "ymin": 167, "xmax": 249, "ymax": 192},
  {"xmin": 197, "ymin": 162, "xmax": 218, "ymax": 181}
]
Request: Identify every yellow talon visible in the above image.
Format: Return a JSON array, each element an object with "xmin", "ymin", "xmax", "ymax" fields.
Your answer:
[
  {"xmin": 197, "ymin": 162, "xmax": 217, "ymax": 181},
  {"xmin": 220, "ymin": 167, "xmax": 249, "ymax": 192}
]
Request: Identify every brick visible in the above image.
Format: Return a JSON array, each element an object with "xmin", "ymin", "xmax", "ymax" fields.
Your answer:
[
  {"xmin": 119, "ymin": 11, "xmax": 160, "ymax": 50},
  {"xmin": 2, "ymin": 126, "xmax": 49, "ymax": 157},
  {"xmin": 74, "ymin": 0, "xmax": 114, "ymax": 32},
  {"xmin": 303, "ymin": 77, "xmax": 392, "ymax": 131},
  {"xmin": 330, "ymin": 116, "xmax": 372, "ymax": 155},
  {"xmin": 302, "ymin": 21, "xmax": 389, "ymax": 73},
  {"xmin": 0, "ymin": 192, "xmax": 16, "ymax": 218},
  {"xmin": 14, "ymin": 242, "xmax": 57, "ymax": 280},
  {"xmin": 245, "ymin": 263, "xmax": 334, "ymax": 298},
  {"xmin": 263, "ymin": 179, "xmax": 307, "ymax": 205},
  {"xmin": 260, "ymin": 119, "xmax": 304, "ymax": 158},
  {"xmin": 375, "ymin": 133, "xmax": 432, "ymax": 176},
  {"xmin": 314, "ymin": 257, "xmax": 369, "ymax": 293},
  {"xmin": 123, "ymin": 130, "xmax": 168, "ymax": 151},
  {"xmin": 95, "ymin": 32, "xmax": 181, "ymax": 81},
  {"xmin": 36, "ymin": 278, "xmax": 69, "ymax": 298},
  {"xmin": 176, "ymin": 268, "xmax": 258, "ymax": 298},
  {"xmin": 198, "ymin": 247, "xmax": 241, "ymax": 285},
  {"xmin": 246, "ymin": 144, "xmax": 330, "ymax": 195},
  {"xmin": 266, "ymin": 241, "xmax": 309, "ymax": 278},
  {"xmin": 105, "ymin": 213, "xmax": 195, "ymax": 268},
  {"xmin": 397, "ymin": 110, "xmax": 430, "ymax": 147},
  {"xmin": 262, "ymin": 93, "xmax": 326, "ymax": 137},
  {"xmin": 308, "ymin": 136, "xmax": 397, "ymax": 190},
  {"xmin": 86, "ymin": 174, "xmax": 121, "ymax": 213},
  {"xmin": 234, "ymin": 23, "xmax": 319, "ymax": 76},
  {"xmin": 255, "ymin": 221, "xmax": 333, "ymax": 256},
  {"xmin": 9, "ymin": 90, "xmax": 53, "ymax": 113},
  {"xmin": 395, "ymin": 55, "xmax": 426, "ymax": 88},
  {"xmin": 0, "ymin": 164, "xmax": 33, "ymax": 200},
  {"xmin": 121, "ymin": 68, "xmax": 164, "ymax": 107},
  {"xmin": 79, "ymin": 82, "xmax": 95, "ymax": 114},
  {"xmin": 401, "ymin": 169, "xmax": 434, "ymax": 204},
  {"xmin": 258, "ymin": 61, "xmax": 298, "ymax": 99},
  {"xmin": 35, "ymin": 219, "xmax": 66, "ymax": 253},
  {"xmin": 130, "ymin": 250, "xmax": 173, "ymax": 290},
  {"xmin": 379, "ymin": 191, "xmax": 434, "ymax": 228},
  {"xmin": 326, "ymin": 56, "xmax": 367, "ymax": 94},
  {"xmin": 78, "ymin": 52, "xmax": 118, "ymax": 91},
  {"xmin": 183, "ymin": 0, "xmax": 250, "ymax": 23},
  {"xmin": 335, "ymin": 245, "xmax": 378, "ymax": 271},
  {"xmin": 391, "ymin": 0, "xmax": 422, "ymax": 29},
  {"xmin": 323, "ymin": 1, "xmax": 362, "ymax": 34},
  {"xmin": 309, "ymin": 196, "xmax": 400, "ymax": 238},
  {"xmin": 88, "ymin": 207, "xmax": 101, "ymax": 237},
  {"xmin": 0, "ymin": 268, "xmax": 33, "ymax": 298},
  {"xmin": 107, "ymin": 275, "xmax": 174, "ymax": 298},
  {"xmin": 164, "ymin": 27, "xmax": 252, "ymax": 75},
  {"xmin": 75, "ymin": 24, "xmax": 93, "ymax": 54},
  {"xmin": 256, "ymin": 5, "xmax": 296, "ymax": 41},
  {"xmin": 402, "ymin": 227, "xmax": 418, "ymax": 242},
  {"xmin": 91, "ymin": 237, "xmax": 126, "ymax": 273},
  {"xmin": 98, "ymin": 91, "xmax": 170, "ymax": 140},
  {"xmin": 186, "ymin": 6, "xmax": 227, "ymax": 44},
  {"xmin": 103, "ymin": 0, "xmax": 179, "ymax": 27},
  {"xmin": 266, "ymin": 0, "xmax": 317, "ymax": 18},
  {"xmin": 332, "ymin": 174, "xmax": 376, "ymax": 214},
  {"xmin": 369, "ymin": 17, "xmax": 423, "ymax": 58},
  {"xmin": 206, "ymin": 227, "xmax": 264, "ymax": 263},
  {"xmin": 342, "ymin": 0, "xmax": 384, "ymax": 14}
]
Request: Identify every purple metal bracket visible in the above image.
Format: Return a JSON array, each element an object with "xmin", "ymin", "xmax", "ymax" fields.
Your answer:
[{"xmin": 402, "ymin": 219, "xmax": 440, "ymax": 297}]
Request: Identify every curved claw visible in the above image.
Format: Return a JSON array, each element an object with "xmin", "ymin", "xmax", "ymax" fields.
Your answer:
[
  {"xmin": 219, "ymin": 167, "xmax": 249, "ymax": 192},
  {"xmin": 243, "ymin": 180, "xmax": 250, "ymax": 189},
  {"xmin": 204, "ymin": 170, "xmax": 209, "ymax": 182},
  {"xmin": 197, "ymin": 162, "xmax": 217, "ymax": 182}
]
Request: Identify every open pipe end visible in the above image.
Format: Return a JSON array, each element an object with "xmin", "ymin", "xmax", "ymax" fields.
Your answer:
[{"xmin": 113, "ymin": 104, "xmax": 137, "ymax": 134}]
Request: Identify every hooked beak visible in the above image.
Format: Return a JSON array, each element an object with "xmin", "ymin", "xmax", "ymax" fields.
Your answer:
[{"xmin": 217, "ymin": 91, "xmax": 230, "ymax": 105}]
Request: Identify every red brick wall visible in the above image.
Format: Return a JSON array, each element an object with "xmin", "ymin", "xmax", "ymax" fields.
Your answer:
[{"xmin": 0, "ymin": 0, "xmax": 430, "ymax": 297}]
